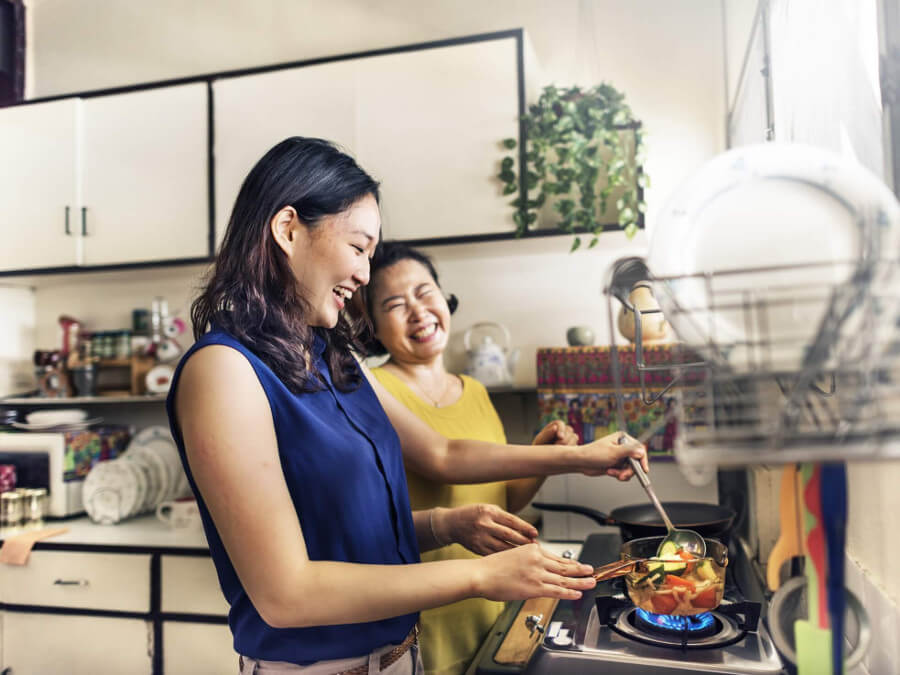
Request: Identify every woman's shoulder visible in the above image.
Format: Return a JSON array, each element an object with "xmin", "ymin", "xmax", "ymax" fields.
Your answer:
[
  {"xmin": 459, "ymin": 374, "xmax": 490, "ymax": 397},
  {"xmin": 176, "ymin": 340, "xmax": 257, "ymax": 390}
]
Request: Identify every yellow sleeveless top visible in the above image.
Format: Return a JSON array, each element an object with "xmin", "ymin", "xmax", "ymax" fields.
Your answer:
[{"xmin": 371, "ymin": 367, "xmax": 508, "ymax": 675}]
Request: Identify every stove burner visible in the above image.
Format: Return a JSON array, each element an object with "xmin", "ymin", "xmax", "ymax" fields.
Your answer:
[
  {"xmin": 594, "ymin": 595, "xmax": 762, "ymax": 650},
  {"xmin": 634, "ymin": 609, "xmax": 717, "ymax": 637}
]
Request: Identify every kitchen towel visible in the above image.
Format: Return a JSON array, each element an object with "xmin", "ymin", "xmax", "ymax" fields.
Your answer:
[{"xmin": 0, "ymin": 526, "xmax": 69, "ymax": 565}]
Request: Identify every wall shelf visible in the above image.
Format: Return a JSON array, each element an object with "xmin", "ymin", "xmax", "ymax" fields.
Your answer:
[{"xmin": 1, "ymin": 394, "xmax": 167, "ymax": 405}]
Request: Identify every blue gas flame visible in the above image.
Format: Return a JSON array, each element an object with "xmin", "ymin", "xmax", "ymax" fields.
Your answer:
[{"xmin": 635, "ymin": 609, "xmax": 715, "ymax": 632}]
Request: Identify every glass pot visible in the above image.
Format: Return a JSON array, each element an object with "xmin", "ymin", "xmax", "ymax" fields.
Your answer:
[{"xmin": 621, "ymin": 536, "xmax": 728, "ymax": 615}]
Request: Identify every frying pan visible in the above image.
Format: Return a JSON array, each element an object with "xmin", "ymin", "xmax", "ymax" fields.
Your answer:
[{"xmin": 532, "ymin": 501, "xmax": 736, "ymax": 543}]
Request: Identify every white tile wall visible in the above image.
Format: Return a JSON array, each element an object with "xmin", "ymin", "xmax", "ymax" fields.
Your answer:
[
  {"xmin": 835, "ymin": 553, "xmax": 900, "ymax": 675},
  {"xmin": 536, "ymin": 461, "xmax": 719, "ymax": 541},
  {"xmin": 844, "ymin": 552, "xmax": 900, "ymax": 675}
]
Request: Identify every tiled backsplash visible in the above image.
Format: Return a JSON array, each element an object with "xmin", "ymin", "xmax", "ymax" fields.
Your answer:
[
  {"xmin": 846, "ymin": 553, "xmax": 900, "ymax": 675},
  {"xmin": 535, "ymin": 462, "xmax": 719, "ymax": 541}
]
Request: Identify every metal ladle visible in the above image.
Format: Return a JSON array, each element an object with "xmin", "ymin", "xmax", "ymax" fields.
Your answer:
[{"xmin": 618, "ymin": 417, "xmax": 707, "ymax": 558}]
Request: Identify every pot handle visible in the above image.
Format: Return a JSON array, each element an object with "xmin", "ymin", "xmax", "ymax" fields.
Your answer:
[{"xmin": 531, "ymin": 502, "xmax": 614, "ymax": 526}]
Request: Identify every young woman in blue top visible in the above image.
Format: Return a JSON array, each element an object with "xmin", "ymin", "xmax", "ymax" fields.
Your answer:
[{"xmin": 167, "ymin": 137, "xmax": 649, "ymax": 674}]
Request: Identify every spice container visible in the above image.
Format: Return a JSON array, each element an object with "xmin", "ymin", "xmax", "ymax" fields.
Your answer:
[
  {"xmin": 0, "ymin": 463, "xmax": 16, "ymax": 492},
  {"xmin": 1, "ymin": 491, "xmax": 24, "ymax": 527},
  {"xmin": 22, "ymin": 488, "xmax": 47, "ymax": 524}
]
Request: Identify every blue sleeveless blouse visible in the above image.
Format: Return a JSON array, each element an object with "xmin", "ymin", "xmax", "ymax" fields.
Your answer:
[{"xmin": 166, "ymin": 329, "xmax": 419, "ymax": 664}]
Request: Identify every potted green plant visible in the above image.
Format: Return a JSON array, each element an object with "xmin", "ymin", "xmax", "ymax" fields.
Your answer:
[{"xmin": 499, "ymin": 83, "xmax": 648, "ymax": 251}]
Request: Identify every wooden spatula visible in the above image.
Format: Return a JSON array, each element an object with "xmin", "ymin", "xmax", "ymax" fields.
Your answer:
[{"xmin": 766, "ymin": 464, "xmax": 804, "ymax": 591}]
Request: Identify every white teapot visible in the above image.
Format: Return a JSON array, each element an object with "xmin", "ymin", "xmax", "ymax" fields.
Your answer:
[{"xmin": 463, "ymin": 322, "xmax": 520, "ymax": 387}]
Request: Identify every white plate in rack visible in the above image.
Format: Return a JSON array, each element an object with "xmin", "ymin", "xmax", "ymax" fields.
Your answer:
[
  {"xmin": 83, "ymin": 460, "xmax": 140, "ymax": 525},
  {"xmin": 649, "ymin": 143, "xmax": 900, "ymax": 373},
  {"xmin": 126, "ymin": 426, "xmax": 180, "ymax": 502}
]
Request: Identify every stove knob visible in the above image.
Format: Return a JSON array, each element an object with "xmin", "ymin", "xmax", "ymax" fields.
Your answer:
[
  {"xmin": 552, "ymin": 634, "xmax": 573, "ymax": 647},
  {"xmin": 524, "ymin": 613, "xmax": 545, "ymax": 635}
]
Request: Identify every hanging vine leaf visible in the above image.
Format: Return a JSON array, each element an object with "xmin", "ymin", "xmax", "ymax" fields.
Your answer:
[{"xmin": 497, "ymin": 82, "xmax": 646, "ymax": 251}]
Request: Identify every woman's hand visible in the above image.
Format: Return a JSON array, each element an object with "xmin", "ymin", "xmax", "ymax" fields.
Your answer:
[
  {"xmin": 532, "ymin": 420, "xmax": 578, "ymax": 446},
  {"xmin": 434, "ymin": 504, "xmax": 538, "ymax": 555},
  {"xmin": 473, "ymin": 543, "xmax": 596, "ymax": 601},
  {"xmin": 577, "ymin": 431, "xmax": 649, "ymax": 481}
]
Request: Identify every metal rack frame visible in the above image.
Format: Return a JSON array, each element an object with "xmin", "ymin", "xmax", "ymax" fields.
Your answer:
[{"xmin": 602, "ymin": 255, "xmax": 900, "ymax": 467}]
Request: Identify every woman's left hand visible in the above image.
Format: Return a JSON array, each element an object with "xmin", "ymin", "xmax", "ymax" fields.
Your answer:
[
  {"xmin": 435, "ymin": 504, "xmax": 539, "ymax": 555},
  {"xmin": 532, "ymin": 420, "xmax": 578, "ymax": 446}
]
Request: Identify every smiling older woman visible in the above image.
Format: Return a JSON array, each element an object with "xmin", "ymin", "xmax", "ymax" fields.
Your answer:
[{"xmin": 363, "ymin": 242, "xmax": 634, "ymax": 675}]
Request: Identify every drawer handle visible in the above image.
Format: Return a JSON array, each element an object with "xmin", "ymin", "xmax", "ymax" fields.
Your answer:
[{"xmin": 53, "ymin": 578, "xmax": 90, "ymax": 587}]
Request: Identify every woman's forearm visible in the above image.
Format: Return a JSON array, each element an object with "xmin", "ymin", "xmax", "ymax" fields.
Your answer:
[
  {"xmin": 433, "ymin": 439, "xmax": 581, "ymax": 483},
  {"xmin": 506, "ymin": 477, "xmax": 546, "ymax": 513},
  {"xmin": 258, "ymin": 543, "xmax": 594, "ymax": 629},
  {"xmin": 261, "ymin": 558, "xmax": 478, "ymax": 628}
]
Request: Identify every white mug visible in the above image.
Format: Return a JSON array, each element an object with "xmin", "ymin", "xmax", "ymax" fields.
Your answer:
[{"xmin": 156, "ymin": 498, "xmax": 201, "ymax": 530}]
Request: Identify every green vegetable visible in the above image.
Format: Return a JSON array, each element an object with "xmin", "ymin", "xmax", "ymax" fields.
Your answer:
[
  {"xmin": 696, "ymin": 560, "xmax": 717, "ymax": 581},
  {"xmin": 635, "ymin": 565, "xmax": 667, "ymax": 587},
  {"xmin": 662, "ymin": 560, "xmax": 688, "ymax": 574},
  {"xmin": 658, "ymin": 541, "xmax": 679, "ymax": 557}
]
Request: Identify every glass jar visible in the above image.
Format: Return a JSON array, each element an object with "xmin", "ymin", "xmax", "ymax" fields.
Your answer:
[
  {"xmin": 1, "ymin": 491, "xmax": 24, "ymax": 527},
  {"xmin": 117, "ymin": 331, "xmax": 132, "ymax": 359},
  {"xmin": 22, "ymin": 488, "xmax": 47, "ymax": 524}
]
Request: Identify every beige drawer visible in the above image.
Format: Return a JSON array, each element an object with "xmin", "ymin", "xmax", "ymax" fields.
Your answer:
[
  {"xmin": 0, "ymin": 550, "xmax": 151, "ymax": 612},
  {"xmin": 161, "ymin": 555, "xmax": 229, "ymax": 615},
  {"xmin": 164, "ymin": 621, "xmax": 236, "ymax": 674},
  {"xmin": 2, "ymin": 612, "xmax": 153, "ymax": 674}
]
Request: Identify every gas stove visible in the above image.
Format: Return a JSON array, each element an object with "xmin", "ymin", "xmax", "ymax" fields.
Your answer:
[{"xmin": 467, "ymin": 533, "xmax": 785, "ymax": 675}]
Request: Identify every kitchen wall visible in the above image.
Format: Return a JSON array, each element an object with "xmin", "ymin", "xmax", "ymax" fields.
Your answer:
[
  {"xmin": 0, "ymin": 286, "xmax": 35, "ymax": 396},
  {"xmin": 20, "ymin": 0, "xmax": 728, "ymax": 387}
]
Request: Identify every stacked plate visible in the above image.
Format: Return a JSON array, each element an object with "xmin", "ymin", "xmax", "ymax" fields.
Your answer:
[
  {"xmin": 83, "ymin": 426, "xmax": 191, "ymax": 525},
  {"xmin": 12, "ymin": 409, "xmax": 103, "ymax": 432}
]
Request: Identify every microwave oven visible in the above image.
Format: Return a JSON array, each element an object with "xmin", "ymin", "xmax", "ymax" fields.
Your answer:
[{"xmin": 0, "ymin": 427, "xmax": 131, "ymax": 517}]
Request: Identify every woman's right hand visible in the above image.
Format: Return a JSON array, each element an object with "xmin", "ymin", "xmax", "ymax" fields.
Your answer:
[
  {"xmin": 576, "ymin": 431, "xmax": 649, "ymax": 481},
  {"xmin": 473, "ymin": 543, "xmax": 596, "ymax": 601}
]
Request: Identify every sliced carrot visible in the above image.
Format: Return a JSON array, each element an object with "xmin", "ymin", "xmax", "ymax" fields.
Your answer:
[
  {"xmin": 676, "ymin": 549, "xmax": 697, "ymax": 572},
  {"xmin": 665, "ymin": 574, "xmax": 696, "ymax": 588},
  {"xmin": 692, "ymin": 586, "xmax": 719, "ymax": 609},
  {"xmin": 651, "ymin": 593, "xmax": 678, "ymax": 614}
]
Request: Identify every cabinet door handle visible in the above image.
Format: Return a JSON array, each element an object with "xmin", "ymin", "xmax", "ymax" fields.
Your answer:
[
  {"xmin": 65, "ymin": 205, "xmax": 71, "ymax": 235},
  {"xmin": 53, "ymin": 578, "xmax": 90, "ymax": 587},
  {"xmin": 81, "ymin": 206, "xmax": 88, "ymax": 236}
]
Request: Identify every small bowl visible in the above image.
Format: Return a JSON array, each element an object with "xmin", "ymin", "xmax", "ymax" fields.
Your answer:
[{"xmin": 566, "ymin": 326, "xmax": 595, "ymax": 346}]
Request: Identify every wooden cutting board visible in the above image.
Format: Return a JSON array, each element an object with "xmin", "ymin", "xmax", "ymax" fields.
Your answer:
[{"xmin": 493, "ymin": 597, "xmax": 560, "ymax": 666}]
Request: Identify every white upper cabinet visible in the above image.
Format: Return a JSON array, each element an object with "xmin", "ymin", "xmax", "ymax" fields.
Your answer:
[
  {"xmin": 214, "ymin": 35, "xmax": 520, "ymax": 245},
  {"xmin": 356, "ymin": 38, "xmax": 519, "ymax": 241},
  {"xmin": 0, "ymin": 83, "xmax": 209, "ymax": 273},
  {"xmin": 0, "ymin": 98, "xmax": 80, "ymax": 271},
  {"xmin": 213, "ymin": 60, "xmax": 358, "ymax": 251},
  {"xmin": 81, "ymin": 83, "xmax": 210, "ymax": 265}
]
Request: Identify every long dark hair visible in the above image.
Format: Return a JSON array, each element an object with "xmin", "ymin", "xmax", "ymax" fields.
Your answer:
[
  {"xmin": 362, "ymin": 241, "xmax": 458, "ymax": 357},
  {"xmin": 192, "ymin": 137, "xmax": 380, "ymax": 392}
]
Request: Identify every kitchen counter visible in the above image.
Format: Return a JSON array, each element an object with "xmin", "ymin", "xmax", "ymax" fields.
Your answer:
[
  {"xmin": 0, "ymin": 514, "xmax": 209, "ymax": 552},
  {"xmin": 0, "ymin": 519, "xmax": 583, "ymax": 557}
]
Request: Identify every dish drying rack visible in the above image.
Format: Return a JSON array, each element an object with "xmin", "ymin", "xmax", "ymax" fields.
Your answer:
[{"xmin": 603, "ymin": 255, "xmax": 900, "ymax": 468}]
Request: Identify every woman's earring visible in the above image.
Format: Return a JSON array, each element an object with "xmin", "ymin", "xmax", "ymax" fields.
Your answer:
[{"xmin": 446, "ymin": 294, "xmax": 459, "ymax": 314}]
